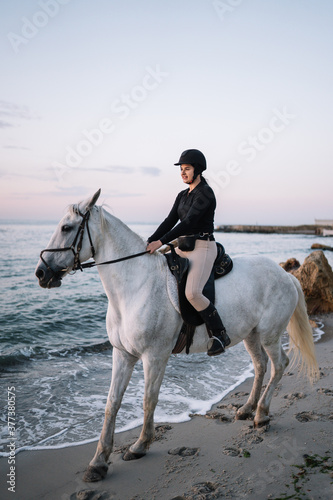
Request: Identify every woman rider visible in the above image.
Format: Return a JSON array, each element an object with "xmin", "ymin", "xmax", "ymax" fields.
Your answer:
[{"xmin": 146, "ymin": 149, "xmax": 230, "ymax": 356}]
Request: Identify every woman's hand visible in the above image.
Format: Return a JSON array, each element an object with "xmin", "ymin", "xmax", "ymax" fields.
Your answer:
[{"xmin": 147, "ymin": 240, "xmax": 162, "ymax": 254}]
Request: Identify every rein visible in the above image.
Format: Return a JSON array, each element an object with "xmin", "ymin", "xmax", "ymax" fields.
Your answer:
[
  {"xmin": 80, "ymin": 250, "xmax": 150, "ymax": 270},
  {"xmin": 39, "ymin": 208, "xmax": 149, "ymax": 276}
]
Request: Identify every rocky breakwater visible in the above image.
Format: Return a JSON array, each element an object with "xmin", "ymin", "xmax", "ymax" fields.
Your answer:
[
  {"xmin": 215, "ymin": 224, "xmax": 330, "ymax": 235},
  {"xmin": 280, "ymin": 251, "xmax": 333, "ymax": 314}
]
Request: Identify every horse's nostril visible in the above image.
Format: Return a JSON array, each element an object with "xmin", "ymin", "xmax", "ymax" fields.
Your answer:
[{"xmin": 36, "ymin": 268, "xmax": 45, "ymax": 279}]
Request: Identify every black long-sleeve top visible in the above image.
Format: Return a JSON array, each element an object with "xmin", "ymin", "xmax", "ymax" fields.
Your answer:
[{"xmin": 148, "ymin": 179, "xmax": 216, "ymax": 245}]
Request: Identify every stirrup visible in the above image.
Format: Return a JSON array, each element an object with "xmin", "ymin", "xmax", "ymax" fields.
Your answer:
[
  {"xmin": 211, "ymin": 335, "xmax": 226, "ymax": 350},
  {"xmin": 207, "ymin": 336, "xmax": 226, "ymax": 356}
]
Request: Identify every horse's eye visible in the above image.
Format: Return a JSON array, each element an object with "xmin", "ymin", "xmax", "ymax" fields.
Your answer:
[{"xmin": 61, "ymin": 225, "xmax": 72, "ymax": 232}]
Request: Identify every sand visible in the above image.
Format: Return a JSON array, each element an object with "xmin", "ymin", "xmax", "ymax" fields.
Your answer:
[{"xmin": 1, "ymin": 313, "xmax": 332, "ymax": 500}]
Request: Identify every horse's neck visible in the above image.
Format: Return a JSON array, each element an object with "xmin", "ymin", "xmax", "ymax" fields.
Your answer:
[
  {"xmin": 92, "ymin": 208, "xmax": 162, "ymax": 302},
  {"xmin": 95, "ymin": 208, "xmax": 145, "ymax": 261}
]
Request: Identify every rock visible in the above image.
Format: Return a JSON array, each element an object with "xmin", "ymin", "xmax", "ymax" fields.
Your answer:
[
  {"xmin": 291, "ymin": 251, "xmax": 333, "ymax": 314},
  {"xmin": 280, "ymin": 258, "xmax": 301, "ymax": 272},
  {"xmin": 311, "ymin": 243, "xmax": 333, "ymax": 251}
]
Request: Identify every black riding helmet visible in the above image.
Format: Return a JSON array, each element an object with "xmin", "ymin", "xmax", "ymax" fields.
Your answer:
[{"xmin": 174, "ymin": 149, "xmax": 207, "ymax": 182}]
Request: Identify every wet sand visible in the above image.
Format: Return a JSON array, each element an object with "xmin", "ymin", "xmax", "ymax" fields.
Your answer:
[{"xmin": 1, "ymin": 314, "xmax": 332, "ymax": 500}]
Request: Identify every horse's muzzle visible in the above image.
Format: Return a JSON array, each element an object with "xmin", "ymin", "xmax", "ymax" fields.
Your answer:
[{"xmin": 35, "ymin": 263, "xmax": 63, "ymax": 289}]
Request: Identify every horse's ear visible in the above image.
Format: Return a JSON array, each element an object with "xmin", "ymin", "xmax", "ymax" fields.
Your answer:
[{"xmin": 85, "ymin": 189, "xmax": 101, "ymax": 211}]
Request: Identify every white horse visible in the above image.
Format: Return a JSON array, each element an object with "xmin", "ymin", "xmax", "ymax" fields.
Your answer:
[{"xmin": 35, "ymin": 189, "xmax": 318, "ymax": 482}]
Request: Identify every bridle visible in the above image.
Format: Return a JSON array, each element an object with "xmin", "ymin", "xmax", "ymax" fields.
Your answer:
[
  {"xmin": 39, "ymin": 209, "xmax": 95, "ymax": 276},
  {"xmin": 39, "ymin": 209, "xmax": 149, "ymax": 278}
]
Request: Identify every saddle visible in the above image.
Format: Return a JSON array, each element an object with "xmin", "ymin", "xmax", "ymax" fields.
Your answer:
[{"xmin": 165, "ymin": 242, "xmax": 233, "ymax": 354}]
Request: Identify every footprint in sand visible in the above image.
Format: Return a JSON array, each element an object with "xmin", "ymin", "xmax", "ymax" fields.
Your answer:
[
  {"xmin": 168, "ymin": 446, "xmax": 199, "ymax": 456},
  {"xmin": 295, "ymin": 411, "xmax": 322, "ymax": 422},
  {"xmin": 317, "ymin": 387, "xmax": 333, "ymax": 396},
  {"xmin": 155, "ymin": 424, "xmax": 173, "ymax": 440},
  {"xmin": 170, "ymin": 481, "xmax": 221, "ymax": 500},
  {"xmin": 283, "ymin": 392, "xmax": 306, "ymax": 400},
  {"xmin": 229, "ymin": 391, "xmax": 249, "ymax": 398},
  {"xmin": 222, "ymin": 447, "xmax": 240, "ymax": 457},
  {"xmin": 72, "ymin": 490, "xmax": 111, "ymax": 500},
  {"xmin": 205, "ymin": 410, "xmax": 233, "ymax": 422}
]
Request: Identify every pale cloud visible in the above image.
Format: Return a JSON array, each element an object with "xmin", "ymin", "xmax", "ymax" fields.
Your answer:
[
  {"xmin": 139, "ymin": 167, "xmax": 160, "ymax": 176},
  {"xmin": 3, "ymin": 145, "xmax": 31, "ymax": 150},
  {"xmin": 101, "ymin": 165, "xmax": 161, "ymax": 176},
  {"xmin": 0, "ymin": 120, "xmax": 14, "ymax": 128},
  {"xmin": 101, "ymin": 166, "xmax": 135, "ymax": 174},
  {"xmin": 0, "ymin": 169, "xmax": 48, "ymax": 180},
  {"xmin": 9, "ymin": 187, "xmax": 144, "ymax": 199},
  {"xmin": 50, "ymin": 165, "xmax": 162, "ymax": 176},
  {"xmin": 0, "ymin": 101, "xmax": 37, "ymax": 121}
]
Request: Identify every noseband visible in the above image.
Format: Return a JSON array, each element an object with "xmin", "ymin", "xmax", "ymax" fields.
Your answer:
[{"xmin": 39, "ymin": 209, "xmax": 95, "ymax": 276}]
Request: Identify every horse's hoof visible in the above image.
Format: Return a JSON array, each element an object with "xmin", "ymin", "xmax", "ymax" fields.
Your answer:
[
  {"xmin": 254, "ymin": 417, "xmax": 270, "ymax": 428},
  {"xmin": 83, "ymin": 464, "xmax": 108, "ymax": 482},
  {"xmin": 122, "ymin": 449, "xmax": 146, "ymax": 461}
]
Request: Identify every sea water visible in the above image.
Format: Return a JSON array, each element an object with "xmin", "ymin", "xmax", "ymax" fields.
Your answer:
[{"xmin": 0, "ymin": 221, "xmax": 331, "ymax": 455}]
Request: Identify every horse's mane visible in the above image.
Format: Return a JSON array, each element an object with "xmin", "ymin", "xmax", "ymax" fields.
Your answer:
[
  {"xmin": 98, "ymin": 205, "xmax": 113, "ymax": 235},
  {"xmin": 97, "ymin": 205, "xmax": 147, "ymax": 247},
  {"xmin": 67, "ymin": 202, "xmax": 147, "ymax": 247},
  {"xmin": 68, "ymin": 203, "xmax": 81, "ymax": 216},
  {"xmin": 67, "ymin": 202, "xmax": 105, "ymax": 227}
]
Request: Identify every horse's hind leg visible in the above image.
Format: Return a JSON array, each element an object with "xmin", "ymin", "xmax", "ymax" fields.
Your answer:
[
  {"xmin": 84, "ymin": 348, "xmax": 138, "ymax": 482},
  {"xmin": 254, "ymin": 340, "xmax": 289, "ymax": 427},
  {"xmin": 123, "ymin": 352, "xmax": 169, "ymax": 461},
  {"xmin": 236, "ymin": 331, "xmax": 268, "ymax": 420}
]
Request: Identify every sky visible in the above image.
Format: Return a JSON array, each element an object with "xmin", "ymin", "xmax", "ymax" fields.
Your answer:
[{"xmin": 0, "ymin": 0, "xmax": 332, "ymax": 225}]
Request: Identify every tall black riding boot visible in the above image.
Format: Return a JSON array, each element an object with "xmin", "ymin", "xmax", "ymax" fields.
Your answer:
[{"xmin": 199, "ymin": 303, "xmax": 231, "ymax": 356}]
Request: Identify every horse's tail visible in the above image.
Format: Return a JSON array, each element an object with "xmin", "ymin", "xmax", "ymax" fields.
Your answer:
[{"xmin": 286, "ymin": 274, "xmax": 319, "ymax": 383}]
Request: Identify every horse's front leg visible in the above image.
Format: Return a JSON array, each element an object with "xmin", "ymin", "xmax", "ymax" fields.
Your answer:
[
  {"xmin": 123, "ymin": 351, "xmax": 169, "ymax": 461},
  {"xmin": 83, "ymin": 348, "xmax": 138, "ymax": 482}
]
